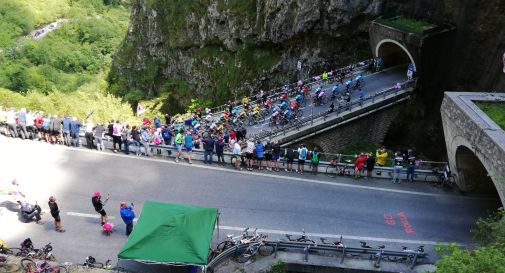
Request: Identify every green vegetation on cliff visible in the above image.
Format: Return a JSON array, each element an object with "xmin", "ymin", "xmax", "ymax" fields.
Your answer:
[
  {"xmin": 0, "ymin": 0, "xmax": 136, "ymax": 122},
  {"xmin": 435, "ymin": 208, "xmax": 505, "ymax": 273},
  {"xmin": 476, "ymin": 102, "xmax": 505, "ymax": 130}
]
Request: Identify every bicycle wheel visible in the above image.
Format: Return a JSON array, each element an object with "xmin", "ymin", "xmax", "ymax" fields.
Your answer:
[
  {"xmin": 326, "ymin": 165, "xmax": 337, "ymax": 178},
  {"xmin": 299, "ymin": 239, "xmax": 315, "ymax": 244},
  {"xmin": 216, "ymin": 241, "xmax": 234, "ymax": 252},
  {"xmin": 258, "ymin": 245, "xmax": 274, "ymax": 256},
  {"xmin": 54, "ymin": 265, "xmax": 69, "ymax": 273},
  {"xmin": 20, "ymin": 258, "xmax": 35, "ymax": 272},
  {"xmin": 0, "ymin": 264, "xmax": 21, "ymax": 273},
  {"xmin": 234, "ymin": 251, "xmax": 252, "ymax": 263}
]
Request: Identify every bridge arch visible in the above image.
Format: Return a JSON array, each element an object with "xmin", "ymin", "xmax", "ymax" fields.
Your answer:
[
  {"xmin": 455, "ymin": 145, "xmax": 499, "ymax": 195},
  {"xmin": 375, "ymin": 39, "xmax": 416, "ymax": 70}
]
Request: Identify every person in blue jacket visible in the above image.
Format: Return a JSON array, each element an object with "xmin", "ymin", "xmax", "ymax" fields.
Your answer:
[{"xmin": 120, "ymin": 202, "xmax": 135, "ymax": 236}]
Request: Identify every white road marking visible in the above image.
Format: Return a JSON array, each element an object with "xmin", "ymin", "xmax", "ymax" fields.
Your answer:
[
  {"xmin": 66, "ymin": 211, "xmax": 115, "ymax": 220},
  {"xmin": 218, "ymin": 225, "xmax": 460, "ymax": 246}
]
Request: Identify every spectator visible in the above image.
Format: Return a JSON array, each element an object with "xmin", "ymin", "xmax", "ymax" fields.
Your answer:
[
  {"xmin": 10, "ymin": 179, "xmax": 26, "ymax": 205},
  {"xmin": 91, "ymin": 192, "xmax": 109, "ymax": 225},
  {"xmin": 93, "ymin": 123, "xmax": 105, "ymax": 151},
  {"xmin": 6, "ymin": 108, "xmax": 17, "ymax": 138},
  {"xmin": 131, "ymin": 126, "xmax": 141, "ymax": 156},
  {"xmin": 48, "ymin": 196, "xmax": 65, "ymax": 232},
  {"xmin": 264, "ymin": 142, "xmax": 273, "ymax": 171},
  {"xmin": 154, "ymin": 115, "xmax": 161, "ymax": 129},
  {"xmin": 122, "ymin": 125, "xmax": 132, "ymax": 155},
  {"xmin": 164, "ymin": 114, "xmax": 171, "ymax": 125},
  {"xmin": 184, "ymin": 130, "xmax": 194, "ymax": 164},
  {"xmin": 392, "ymin": 151, "xmax": 404, "ymax": 183},
  {"xmin": 376, "ymin": 147, "xmax": 388, "ymax": 167},
  {"xmin": 284, "ymin": 146, "xmax": 295, "ymax": 172},
  {"xmin": 246, "ymin": 139, "xmax": 255, "ymax": 171},
  {"xmin": 42, "ymin": 114, "xmax": 51, "ymax": 142},
  {"xmin": 297, "ymin": 144, "xmax": 308, "ymax": 174},
  {"xmin": 406, "ymin": 149, "xmax": 416, "ymax": 182},
  {"xmin": 365, "ymin": 152, "xmax": 376, "ymax": 179},
  {"xmin": 62, "ymin": 115, "xmax": 71, "ymax": 146},
  {"xmin": 255, "ymin": 140, "xmax": 264, "ymax": 170},
  {"xmin": 51, "ymin": 114, "xmax": 61, "ymax": 144},
  {"xmin": 112, "ymin": 120, "xmax": 123, "ymax": 153},
  {"xmin": 240, "ymin": 126, "xmax": 247, "ymax": 140},
  {"xmin": 215, "ymin": 136, "xmax": 225, "ymax": 165},
  {"xmin": 20, "ymin": 201, "xmax": 43, "ymax": 225},
  {"xmin": 17, "ymin": 108, "xmax": 28, "ymax": 139},
  {"xmin": 85, "ymin": 120, "xmax": 94, "ymax": 149},
  {"xmin": 161, "ymin": 125, "xmax": 172, "ymax": 145},
  {"xmin": 174, "ymin": 129, "xmax": 183, "ymax": 163},
  {"xmin": 203, "ymin": 134, "xmax": 215, "ymax": 164},
  {"xmin": 272, "ymin": 140, "xmax": 281, "ymax": 172},
  {"xmin": 120, "ymin": 202, "xmax": 135, "ymax": 236},
  {"xmin": 232, "ymin": 140, "xmax": 242, "ymax": 170},
  {"xmin": 70, "ymin": 117, "xmax": 81, "ymax": 147},
  {"xmin": 141, "ymin": 126, "xmax": 151, "ymax": 157},
  {"xmin": 310, "ymin": 147, "xmax": 320, "ymax": 176},
  {"xmin": 354, "ymin": 153, "xmax": 366, "ymax": 179}
]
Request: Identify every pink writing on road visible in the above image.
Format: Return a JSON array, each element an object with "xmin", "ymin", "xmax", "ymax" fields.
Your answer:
[
  {"xmin": 397, "ymin": 211, "xmax": 414, "ymax": 234},
  {"xmin": 384, "ymin": 214, "xmax": 396, "ymax": 225}
]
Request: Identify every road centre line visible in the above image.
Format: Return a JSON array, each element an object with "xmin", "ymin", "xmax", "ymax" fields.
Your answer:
[{"xmin": 2, "ymin": 137, "xmax": 493, "ymax": 201}]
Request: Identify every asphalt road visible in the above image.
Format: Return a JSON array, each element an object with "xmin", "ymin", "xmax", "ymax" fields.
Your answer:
[
  {"xmin": 0, "ymin": 137, "xmax": 501, "ymax": 269},
  {"xmin": 245, "ymin": 66, "xmax": 407, "ymax": 136}
]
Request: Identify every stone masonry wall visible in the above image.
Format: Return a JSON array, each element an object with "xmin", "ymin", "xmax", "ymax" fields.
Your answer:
[{"xmin": 291, "ymin": 102, "xmax": 404, "ymax": 154}]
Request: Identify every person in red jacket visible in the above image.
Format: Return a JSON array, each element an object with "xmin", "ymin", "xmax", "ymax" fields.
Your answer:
[{"xmin": 354, "ymin": 153, "xmax": 367, "ymax": 179}]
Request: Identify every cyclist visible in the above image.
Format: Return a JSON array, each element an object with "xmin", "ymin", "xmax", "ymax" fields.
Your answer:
[
  {"xmin": 328, "ymin": 102, "xmax": 335, "ymax": 113},
  {"xmin": 345, "ymin": 79, "xmax": 353, "ymax": 91},
  {"xmin": 295, "ymin": 93, "xmax": 303, "ymax": 104},
  {"xmin": 332, "ymin": 84, "xmax": 340, "ymax": 97},
  {"xmin": 359, "ymin": 89, "xmax": 365, "ymax": 100}
]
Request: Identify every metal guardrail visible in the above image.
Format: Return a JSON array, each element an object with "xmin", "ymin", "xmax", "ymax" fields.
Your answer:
[
  {"xmin": 208, "ymin": 60, "xmax": 371, "ymax": 116},
  {"xmin": 250, "ymin": 80, "xmax": 416, "ymax": 141},
  {"xmin": 206, "ymin": 240, "xmax": 428, "ymax": 271}
]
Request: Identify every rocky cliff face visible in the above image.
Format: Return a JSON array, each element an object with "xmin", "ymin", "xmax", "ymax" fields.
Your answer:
[
  {"xmin": 110, "ymin": 0, "xmax": 505, "ymax": 158},
  {"xmin": 109, "ymin": 0, "xmax": 380, "ymax": 113}
]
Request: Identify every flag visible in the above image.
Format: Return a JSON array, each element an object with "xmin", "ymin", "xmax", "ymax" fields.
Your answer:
[
  {"xmin": 85, "ymin": 111, "xmax": 94, "ymax": 120},
  {"xmin": 137, "ymin": 103, "xmax": 146, "ymax": 116}
]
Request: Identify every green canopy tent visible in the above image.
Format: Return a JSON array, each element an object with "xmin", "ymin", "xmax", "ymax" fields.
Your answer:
[{"xmin": 118, "ymin": 201, "xmax": 219, "ymax": 267}]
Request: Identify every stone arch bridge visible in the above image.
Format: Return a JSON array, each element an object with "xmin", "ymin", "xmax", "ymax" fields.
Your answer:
[{"xmin": 441, "ymin": 92, "xmax": 505, "ymax": 206}]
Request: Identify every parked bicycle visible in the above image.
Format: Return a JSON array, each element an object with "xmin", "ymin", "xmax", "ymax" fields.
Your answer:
[
  {"xmin": 234, "ymin": 234, "xmax": 274, "ymax": 263},
  {"xmin": 0, "ymin": 255, "xmax": 21, "ymax": 273},
  {"xmin": 319, "ymin": 235, "xmax": 344, "ymax": 248},
  {"xmin": 368, "ymin": 245, "xmax": 386, "ymax": 268},
  {"xmin": 385, "ymin": 245, "xmax": 426, "ymax": 263},
  {"xmin": 326, "ymin": 159, "xmax": 353, "ymax": 178},
  {"xmin": 20, "ymin": 258, "xmax": 68, "ymax": 273},
  {"xmin": 285, "ymin": 228, "xmax": 315, "ymax": 244}
]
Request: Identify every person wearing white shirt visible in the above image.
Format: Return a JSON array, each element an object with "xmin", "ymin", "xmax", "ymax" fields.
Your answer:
[{"xmin": 85, "ymin": 120, "xmax": 94, "ymax": 149}]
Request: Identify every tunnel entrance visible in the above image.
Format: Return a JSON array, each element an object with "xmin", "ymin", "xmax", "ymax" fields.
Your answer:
[
  {"xmin": 376, "ymin": 40, "xmax": 414, "ymax": 70},
  {"xmin": 455, "ymin": 146, "xmax": 500, "ymax": 197}
]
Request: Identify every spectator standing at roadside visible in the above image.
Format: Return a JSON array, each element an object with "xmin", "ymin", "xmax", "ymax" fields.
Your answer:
[
  {"xmin": 203, "ymin": 133, "xmax": 215, "ymax": 165},
  {"xmin": 246, "ymin": 139, "xmax": 255, "ymax": 171},
  {"xmin": 232, "ymin": 140, "xmax": 242, "ymax": 170},
  {"xmin": 141, "ymin": 126, "xmax": 151, "ymax": 157},
  {"xmin": 6, "ymin": 108, "xmax": 17, "ymax": 138},
  {"xmin": 184, "ymin": 130, "xmax": 194, "ymax": 164},
  {"xmin": 392, "ymin": 151, "xmax": 404, "ymax": 183},
  {"xmin": 264, "ymin": 142, "xmax": 273, "ymax": 171},
  {"xmin": 354, "ymin": 153, "xmax": 366, "ymax": 179},
  {"xmin": 284, "ymin": 146, "xmax": 295, "ymax": 172},
  {"xmin": 161, "ymin": 125, "xmax": 172, "ymax": 145},
  {"xmin": 93, "ymin": 123, "xmax": 105, "ymax": 151},
  {"xmin": 17, "ymin": 108, "xmax": 28, "ymax": 139},
  {"xmin": 406, "ymin": 149, "xmax": 416, "ymax": 182},
  {"xmin": 164, "ymin": 114, "xmax": 171, "ymax": 126},
  {"xmin": 131, "ymin": 126, "xmax": 141, "ymax": 156},
  {"xmin": 122, "ymin": 125, "xmax": 131, "ymax": 155},
  {"xmin": 310, "ymin": 147, "xmax": 320, "ymax": 176},
  {"xmin": 376, "ymin": 147, "xmax": 388, "ymax": 167},
  {"xmin": 120, "ymin": 202, "xmax": 135, "ymax": 236},
  {"xmin": 215, "ymin": 136, "xmax": 225, "ymax": 165},
  {"xmin": 48, "ymin": 196, "xmax": 65, "ymax": 233},
  {"xmin": 297, "ymin": 144, "xmax": 308, "ymax": 174},
  {"xmin": 85, "ymin": 120, "xmax": 94, "ymax": 149},
  {"xmin": 255, "ymin": 140, "xmax": 264, "ymax": 170},
  {"xmin": 106, "ymin": 120, "xmax": 113, "ymax": 138},
  {"xmin": 174, "ymin": 130, "xmax": 183, "ymax": 163},
  {"xmin": 272, "ymin": 141, "xmax": 281, "ymax": 172},
  {"xmin": 51, "ymin": 114, "xmax": 61, "ymax": 144},
  {"xmin": 112, "ymin": 120, "xmax": 123, "ymax": 153},
  {"xmin": 91, "ymin": 192, "xmax": 109, "ymax": 225},
  {"xmin": 70, "ymin": 117, "xmax": 81, "ymax": 147},
  {"xmin": 365, "ymin": 153, "xmax": 376, "ymax": 179},
  {"xmin": 154, "ymin": 115, "xmax": 161, "ymax": 129},
  {"xmin": 62, "ymin": 115, "xmax": 71, "ymax": 146}
]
